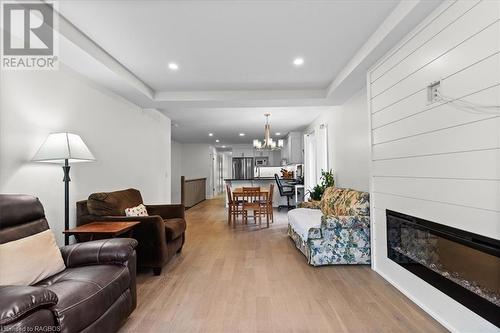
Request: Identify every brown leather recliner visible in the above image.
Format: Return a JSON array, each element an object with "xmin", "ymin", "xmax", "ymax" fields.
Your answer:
[
  {"xmin": 0, "ymin": 194, "xmax": 137, "ymax": 333},
  {"xmin": 76, "ymin": 188, "xmax": 186, "ymax": 275}
]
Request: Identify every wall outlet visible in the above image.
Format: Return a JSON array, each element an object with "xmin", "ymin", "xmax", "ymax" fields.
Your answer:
[{"xmin": 427, "ymin": 81, "xmax": 441, "ymax": 103}]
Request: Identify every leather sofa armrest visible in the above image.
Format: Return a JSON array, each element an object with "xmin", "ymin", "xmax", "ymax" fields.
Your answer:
[
  {"xmin": 146, "ymin": 204, "xmax": 185, "ymax": 219},
  {"xmin": 0, "ymin": 286, "xmax": 58, "ymax": 326},
  {"xmin": 60, "ymin": 238, "xmax": 138, "ymax": 268}
]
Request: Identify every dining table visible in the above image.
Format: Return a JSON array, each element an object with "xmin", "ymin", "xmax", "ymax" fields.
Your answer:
[
  {"xmin": 231, "ymin": 187, "xmax": 271, "ymax": 227},
  {"xmin": 231, "ymin": 187, "xmax": 269, "ymax": 199}
]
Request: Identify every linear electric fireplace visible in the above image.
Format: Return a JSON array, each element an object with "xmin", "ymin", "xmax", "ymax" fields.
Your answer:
[{"xmin": 386, "ymin": 210, "xmax": 500, "ymax": 327}]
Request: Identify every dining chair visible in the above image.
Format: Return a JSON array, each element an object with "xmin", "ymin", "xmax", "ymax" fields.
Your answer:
[
  {"xmin": 226, "ymin": 184, "xmax": 243, "ymax": 226},
  {"xmin": 254, "ymin": 184, "xmax": 274, "ymax": 227},
  {"xmin": 266, "ymin": 184, "xmax": 274, "ymax": 225},
  {"xmin": 242, "ymin": 187, "xmax": 263, "ymax": 225},
  {"xmin": 242, "ymin": 187, "xmax": 261, "ymax": 193}
]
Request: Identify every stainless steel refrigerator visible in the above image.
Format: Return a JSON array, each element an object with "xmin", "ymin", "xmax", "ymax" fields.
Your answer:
[{"xmin": 232, "ymin": 157, "xmax": 254, "ymax": 179}]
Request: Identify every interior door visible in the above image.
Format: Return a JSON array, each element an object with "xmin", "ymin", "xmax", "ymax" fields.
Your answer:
[{"xmin": 217, "ymin": 154, "xmax": 223, "ymax": 193}]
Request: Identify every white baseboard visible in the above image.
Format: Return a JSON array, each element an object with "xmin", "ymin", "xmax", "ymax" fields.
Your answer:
[{"xmin": 372, "ymin": 267, "xmax": 458, "ymax": 333}]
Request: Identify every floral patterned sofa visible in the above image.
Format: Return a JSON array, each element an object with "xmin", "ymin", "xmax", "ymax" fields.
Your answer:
[{"xmin": 287, "ymin": 187, "xmax": 371, "ymax": 266}]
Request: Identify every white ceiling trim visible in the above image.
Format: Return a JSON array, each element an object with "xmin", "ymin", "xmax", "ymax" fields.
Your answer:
[
  {"xmin": 326, "ymin": 0, "xmax": 420, "ymax": 98},
  {"xmin": 55, "ymin": 4, "xmax": 155, "ymax": 100},
  {"xmin": 155, "ymin": 89, "xmax": 326, "ymax": 102}
]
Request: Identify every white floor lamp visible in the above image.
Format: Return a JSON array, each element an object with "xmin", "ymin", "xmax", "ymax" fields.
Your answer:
[{"xmin": 32, "ymin": 132, "xmax": 95, "ymax": 245}]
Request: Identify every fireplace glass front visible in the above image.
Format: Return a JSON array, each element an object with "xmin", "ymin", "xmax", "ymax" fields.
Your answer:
[{"xmin": 386, "ymin": 210, "xmax": 499, "ymax": 327}]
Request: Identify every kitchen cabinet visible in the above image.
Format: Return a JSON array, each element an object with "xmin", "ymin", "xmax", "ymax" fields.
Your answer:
[
  {"xmin": 269, "ymin": 150, "xmax": 281, "ymax": 166},
  {"xmin": 282, "ymin": 132, "xmax": 303, "ymax": 164},
  {"xmin": 232, "ymin": 143, "xmax": 293, "ymax": 166},
  {"xmin": 232, "ymin": 145, "xmax": 254, "ymax": 157},
  {"xmin": 280, "ymin": 138, "xmax": 289, "ymax": 161}
]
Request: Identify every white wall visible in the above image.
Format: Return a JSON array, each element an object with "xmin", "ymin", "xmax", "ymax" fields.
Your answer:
[
  {"xmin": 0, "ymin": 66, "xmax": 172, "ymax": 245},
  {"xmin": 222, "ymin": 152, "xmax": 233, "ymax": 180},
  {"xmin": 307, "ymin": 88, "xmax": 370, "ymax": 192},
  {"xmin": 368, "ymin": 1, "xmax": 500, "ymax": 332},
  {"xmin": 171, "ymin": 140, "xmax": 183, "ymax": 203},
  {"xmin": 170, "ymin": 143, "xmax": 216, "ymax": 200}
]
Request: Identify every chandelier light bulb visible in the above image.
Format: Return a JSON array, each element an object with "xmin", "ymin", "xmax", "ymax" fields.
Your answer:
[{"xmin": 253, "ymin": 114, "xmax": 282, "ymax": 151}]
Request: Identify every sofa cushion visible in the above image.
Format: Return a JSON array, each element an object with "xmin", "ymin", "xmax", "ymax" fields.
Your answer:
[
  {"xmin": 0, "ymin": 194, "xmax": 45, "ymax": 229},
  {"xmin": 87, "ymin": 189, "xmax": 143, "ymax": 216},
  {"xmin": 334, "ymin": 189, "xmax": 370, "ymax": 216},
  {"xmin": 0, "ymin": 230, "xmax": 66, "ymax": 286},
  {"xmin": 164, "ymin": 218, "xmax": 186, "ymax": 241},
  {"xmin": 320, "ymin": 187, "xmax": 345, "ymax": 217},
  {"xmin": 287, "ymin": 208, "xmax": 322, "ymax": 241},
  {"xmin": 36, "ymin": 264, "xmax": 130, "ymax": 332}
]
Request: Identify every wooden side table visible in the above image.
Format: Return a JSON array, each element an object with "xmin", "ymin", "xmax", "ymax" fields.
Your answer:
[{"xmin": 63, "ymin": 221, "xmax": 140, "ymax": 242}]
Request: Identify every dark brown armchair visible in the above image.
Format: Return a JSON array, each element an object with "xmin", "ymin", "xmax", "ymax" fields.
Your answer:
[
  {"xmin": 0, "ymin": 194, "xmax": 137, "ymax": 333},
  {"xmin": 76, "ymin": 188, "xmax": 186, "ymax": 275}
]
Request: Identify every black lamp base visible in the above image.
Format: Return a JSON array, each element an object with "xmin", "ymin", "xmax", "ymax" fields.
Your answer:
[{"xmin": 62, "ymin": 159, "xmax": 71, "ymax": 246}]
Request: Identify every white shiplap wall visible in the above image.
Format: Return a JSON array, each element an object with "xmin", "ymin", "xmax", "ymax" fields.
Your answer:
[{"xmin": 367, "ymin": 1, "xmax": 500, "ymax": 332}]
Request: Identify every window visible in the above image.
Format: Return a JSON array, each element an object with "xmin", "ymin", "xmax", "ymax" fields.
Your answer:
[
  {"xmin": 304, "ymin": 131, "xmax": 316, "ymax": 199},
  {"xmin": 304, "ymin": 124, "xmax": 328, "ymax": 199}
]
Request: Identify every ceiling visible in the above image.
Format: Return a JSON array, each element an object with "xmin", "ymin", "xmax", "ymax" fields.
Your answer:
[
  {"xmin": 170, "ymin": 106, "xmax": 330, "ymax": 144},
  {"xmin": 59, "ymin": 0, "xmax": 399, "ymax": 92},
  {"xmin": 54, "ymin": 0, "xmax": 443, "ymax": 144}
]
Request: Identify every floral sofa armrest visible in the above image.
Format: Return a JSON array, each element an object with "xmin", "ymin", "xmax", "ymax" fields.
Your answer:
[
  {"xmin": 307, "ymin": 227, "xmax": 322, "ymax": 240},
  {"xmin": 307, "ymin": 215, "xmax": 371, "ymax": 266},
  {"xmin": 320, "ymin": 215, "xmax": 371, "ymax": 252}
]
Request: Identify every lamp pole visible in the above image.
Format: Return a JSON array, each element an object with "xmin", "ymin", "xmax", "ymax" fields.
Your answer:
[
  {"xmin": 62, "ymin": 158, "xmax": 71, "ymax": 246},
  {"xmin": 32, "ymin": 133, "xmax": 95, "ymax": 246}
]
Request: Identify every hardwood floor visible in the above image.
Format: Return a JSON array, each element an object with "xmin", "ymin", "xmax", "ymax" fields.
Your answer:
[{"xmin": 120, "ymin": 197, "xmax": 447, "ymax": 333}]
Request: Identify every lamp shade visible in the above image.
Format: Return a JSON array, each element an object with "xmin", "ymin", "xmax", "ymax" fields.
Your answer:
[{"xmin": 32, "ymin": 132, "xmax": 95, "ymax": 163}]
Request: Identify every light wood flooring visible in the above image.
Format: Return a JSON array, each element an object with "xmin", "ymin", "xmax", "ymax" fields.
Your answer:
[{"xmin": 120, "ymin": 197, "xmax": 447, "ymax": 333}]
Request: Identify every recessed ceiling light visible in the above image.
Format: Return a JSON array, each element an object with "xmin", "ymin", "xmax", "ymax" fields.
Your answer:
[
  {"xmin": 222, "ymin": 145, "xmax": 226, "ymax": 148},
  {"xmin": 215, "ymin": 139, "xmax": 220, "ymax": 143},
  {"xmin": 208, "ymin": 133, "xmax": 214, "ymax": 137},
  {"xmin": 239, "ymin": 133, "xmax": 245, "ymax": 136},
  {"xmin": 293, "ymin": 57, "xmax": 304, "ymax": 66},
  {"xmin": 275, "ymin": 132, "xmax": 281, "ymax": 136},
  {"xmin": 168, "ymin": 62, "xmax": 179, "ymax": 70}
]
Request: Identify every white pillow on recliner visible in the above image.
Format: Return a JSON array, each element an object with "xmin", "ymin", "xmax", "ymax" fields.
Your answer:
[
  {"xmin": 0, "ymin": 229, "xmax": 66, "ymax": 285},
  {"xmin": 125, "ymin": 204, "xmax": 149, "ymax": 217}
]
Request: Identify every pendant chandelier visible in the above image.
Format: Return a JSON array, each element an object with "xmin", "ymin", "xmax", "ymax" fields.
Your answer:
[{"xmin": 253, "ymin": 113, "xmax": 284, "ymax": 150}]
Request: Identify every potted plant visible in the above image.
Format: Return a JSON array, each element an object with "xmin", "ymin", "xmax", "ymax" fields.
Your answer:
[
  {"xmin": 320, "ymin": 169, "xmax": 335, "ymax": 188},
  {"xmin": 306, "ymin": 169, "xmax": 335, "ymax": 202},
  {"xmin": 308, "ymin": 184, "xmax": 325, "ymax": 201}
]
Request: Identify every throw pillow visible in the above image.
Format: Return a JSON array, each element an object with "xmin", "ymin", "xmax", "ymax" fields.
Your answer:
[
  {"xmin": 0, "ymin": 229, "xmax": 66, "ymax": 285},
  {"xmin": 125, "ymin": 203, "xmax": 149, "ymax": 217}
]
